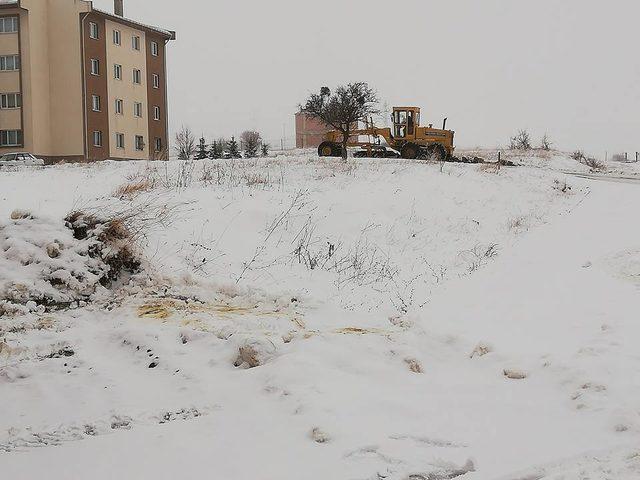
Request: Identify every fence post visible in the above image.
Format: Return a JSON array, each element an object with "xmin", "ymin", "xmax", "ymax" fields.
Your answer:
[
  {"xmin": 636, "ymin": 152, "xmax": 639, "ymax": 162},
  {"xmin": 498, "ymin": 151, "xmax": 501, "ymax": 165},
  {"xmin": 625, "ymin": 152, "xmax": 628, "ymax": 162}
]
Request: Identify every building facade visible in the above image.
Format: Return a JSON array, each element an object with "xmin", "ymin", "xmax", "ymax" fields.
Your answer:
[
  {"xmin": 0, "ymin": 0, "xmax": 174, "ymax": 163},
  {"xmin": 295, "ymin": 112, "xmax": 334, "ymax": 149}
]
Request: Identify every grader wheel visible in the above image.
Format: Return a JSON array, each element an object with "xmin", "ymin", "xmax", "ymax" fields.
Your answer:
[
  {"xmin": 318, "ymin": 142, "xmax": 340, "ymax": 157},
  {"xmin": 426, "ymin": 144, "xmax": 448, "ymax": 162},
  {"xmin": 401, "ymin": 143, "xmax": 419, "ymax": 160}
]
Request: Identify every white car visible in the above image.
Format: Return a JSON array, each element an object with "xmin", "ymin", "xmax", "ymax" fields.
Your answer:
[{"xmin": 0, "ymin": 152, "xmax": 45, "ymax": 167}]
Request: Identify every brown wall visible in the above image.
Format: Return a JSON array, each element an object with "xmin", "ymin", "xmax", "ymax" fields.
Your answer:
[
  {"xmin": 146, "ymin": 33, "xmax": 167, "ymax": 159},
  {"xmin": 295, "ymin": 113, "xmax": 333, "ymax": 149},
  {"xmin": 82, "ymin": 12, "xmax": 110, "ymax": 161}
]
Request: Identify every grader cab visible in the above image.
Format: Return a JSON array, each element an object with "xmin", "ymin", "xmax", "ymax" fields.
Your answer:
[{"xmin": 318, "ymin": 106, "xmax": 455, "ymax": 160}]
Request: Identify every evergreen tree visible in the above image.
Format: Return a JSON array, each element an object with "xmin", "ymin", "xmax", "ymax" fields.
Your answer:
[
  {"xmin": 241, "ymin": 131, "xmax": 261, "ymax": 158},
  {"xmin": 261, "ymin": 143, "xmax": 269, "ymax": 157},
  {"xmin": 195, "ymin": 137, "xmax": 208, "ymax": 160},
  {"xmin": 228, "ymin": 136, "xmax": 241, "ymax": 158},
  {"xmin": 208, "ymin": 140, "xmax": 221, "ymax": 159}
]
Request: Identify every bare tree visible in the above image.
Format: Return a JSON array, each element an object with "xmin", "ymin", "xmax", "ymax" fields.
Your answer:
[
  {"xmin": 300, "ymin": 82, "xmax": 379, "ymax": 160},
  {"xmin": 241, "ymin": 130, "xmax": 262, "ymax": 158},
  {"xmin": 540, "ymin": 133, "xmax": 552, "ymax": 151},
  {"xmin": 509, "ymin": 129, "xmax": 532, "ymax": 150},
  {"xmin": 175, "ymin": 125, "xmax": 196, "ymax": 160}
]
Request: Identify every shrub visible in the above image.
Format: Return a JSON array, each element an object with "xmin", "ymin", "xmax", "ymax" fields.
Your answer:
[
  {"xmin": 571, "ymin": 150, "xmax": 585, "ymax": 162},
  {"xmin": 509, "ymin": 130, "xmax": 532, "ymax": 150},
  {"xmin": 582, "ymin": 156, "xmax": 606, "ymax": 172}
]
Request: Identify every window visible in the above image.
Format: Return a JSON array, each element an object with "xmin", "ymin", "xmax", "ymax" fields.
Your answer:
[
  {"xmin": 134, "ymin": 102, "xmax": 143, "ymax": 117},
  {"xmin": 154, "ymin": 137, "xmax": 162, "ymax": 153},
  {"xmin": 113, "ymin": 29, "xmax": 121, "ymax": 45},
  {"xmin": 116, "ymin": 133, "xmax": 125, "ymax": 149},
  {"xmin": 0, "ymin": 17, "xmax": 19, "ymax": 34},
  {"xmin": 135, "ymin": 135, "xmax": 144, "ymax": 151},
  {"xmin": 0, "ymin": 93, "xmax": 21, "ymax": 109},
  {"xmin": 133, "ymin": 69, "xmax": 141, "ymax": 84},
  {"xmin": 91, "ymin": 94, "xmax": 101, "ymax": 112},
  {"xmin": 132, "ymin": 35, "xmax": 140, "ymax": 51},
  {"xmin": 93, "ymin": 131, "xmax": 103, "ymax": 147},
  {"xmin": 115, "ymin": 98, "xmax": 123, "ymax": 114},
  {"xmin": 153, "ymin": 106, "xmax": 160, "ymax": 121},
  {"xmin": 90, "ymin": 58, "xmax": 99, "ymax": 75},
  {"xmin": 114, "ymin": 63, "xmax": 122, "ymax": 80},
  {"xmin": 0, "ymin": 55, "xmax": 20, "ymax": 71},
  {"xmin": 152, "ymin": 73, "xmax": 160, "ymax": 89},
  {"xmin": 89, "ymin": 22, "xmax": 99, "ymax": 39},
  {"xmin": 0, "ymin": 129, "xmax": 21, "ymax": 146},
  {"xmin": 151, "ymin": 41, "xmax": 158, "ymax": 56}
]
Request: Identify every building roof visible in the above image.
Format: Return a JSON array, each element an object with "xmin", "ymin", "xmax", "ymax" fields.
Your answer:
[
  {"xmin": 0, "ymin": 1, "xmax": 175, "ymax": 40},
  {"xmin": 93, "ymin": 8, "xmax": 176, "ymax": 40}
]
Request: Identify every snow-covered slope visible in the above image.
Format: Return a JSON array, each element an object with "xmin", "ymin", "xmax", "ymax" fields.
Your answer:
[{"xmin": 1, "ymin": 152, "xmax": 639, "ymax": 479}]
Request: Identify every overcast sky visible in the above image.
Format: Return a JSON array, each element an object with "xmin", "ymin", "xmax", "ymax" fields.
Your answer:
[{"xmin": 94, "ymin": 0, "xmax": 639, "ymax": 156}]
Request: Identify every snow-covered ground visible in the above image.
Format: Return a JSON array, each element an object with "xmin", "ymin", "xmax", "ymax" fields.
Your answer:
[{"xmin": 1, "ymin": 151, "xmax": 639, "ymax": 479}]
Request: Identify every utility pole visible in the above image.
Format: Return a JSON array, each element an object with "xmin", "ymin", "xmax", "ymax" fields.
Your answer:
[{"xmin": 282, "ymin": 123, "xmax": 286, "ymax": 150}]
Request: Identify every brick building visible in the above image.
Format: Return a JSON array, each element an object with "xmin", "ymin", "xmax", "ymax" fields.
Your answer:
[{"xmin": 295, "ymin": 112, "xmax": 334, "ymax": 149}]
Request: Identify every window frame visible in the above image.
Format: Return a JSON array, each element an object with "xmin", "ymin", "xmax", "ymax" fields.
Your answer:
[
  {"xmin": 115, "ymin": 98, "xmax": 124, "ymax": 115},
  {"xmin": 132, "ymin": 35, "xmax": 141, "ymax": 51},
  {"xmin": 113, "ymin": 29, "xmax": 121, "ymax": 45},
  {"xmin": 154, "ymin": 137, "xmax": 162, "ymax": 153},
  {"xmin": 93, "ymin": 130, "xmax": 103, "ymax": 148},
  {"xmin": 133, "ymin": 68, "xmax": 142, "ymax": 85},
  {"xmin": 134, "ymin": 102, "xmax": 143, "ymax": 118},
  {"xmin": 153, "ymin": 105, "xmax": 160, "ymax": 121},
  {"xmin": 0, "ymin": 17, "xmax": 19, "ymax": 34},
  {"xmin": 114, "ymin": 63, "xmax": 122, "ymax": 80},
  {"xmin": 90, "ymin": 58, "xmax": 100, "ymax": 76},
  {"xmin": 0, "ymin": 129, "xmax": 21, "ymax": 147},
  {"xmin": 115, "ymin": 133, "xmax": 125, "ymax": 149},
  {"xmin": 135, "ymin": 135, "xmax": 145, "ymax": 151},
  {"xmin": 0, "ymin": 92, "xmax": 21, "ymax": 109},
  {"xmin": 152, "ymin": 73, "xmax": 160, "ymax": 89},
  {"xmin": 91, "ymin": 94, "xmax": 101, "ymax": 112},
  {"xmin": 151, "ymin": 41, "xmax": 159, "ymax": 56},
  {"xmin": 0, "ymin": 55, "xmax": 20, "ymax": 71},
  {"xmin": 89, "ymin": 21, "xmax": 99, "ymax": 39}
]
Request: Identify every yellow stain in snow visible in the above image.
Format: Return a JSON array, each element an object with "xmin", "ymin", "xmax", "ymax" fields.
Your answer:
[
  {"xmin": 333, "ymin": 327, "xmax": 388, "ymax": 335},
  {"xmin": 136, "ymin": 298, "xmax": 296, "ymax": 322}
]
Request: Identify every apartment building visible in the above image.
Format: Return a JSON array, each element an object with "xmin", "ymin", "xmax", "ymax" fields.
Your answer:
[{"xmin": 0, "ymin": 0, "xmax": 175, "ymax": 163}]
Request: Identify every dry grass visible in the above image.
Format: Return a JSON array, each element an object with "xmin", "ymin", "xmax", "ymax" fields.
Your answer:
[
  {"xmin": 508, "ymin": 216, "xmax": 528, "ymax": 232},
  {"xmin": 477, "ymin": 162, "xmax": 502, "ymax": 174},
  {"xmin": 113, "ymin": 179, "xmax": 155, "ymax": 200},
  {"xmin": 64, "ymin": 211, "xmax": 142, "ymax": 286},
  {"xmin": 404, "ymin": 358, "xmax": 423, "ymax": 373},
  {"xmin": 243, "ymin": 172, "xmax": 271, "ymax": 187}
]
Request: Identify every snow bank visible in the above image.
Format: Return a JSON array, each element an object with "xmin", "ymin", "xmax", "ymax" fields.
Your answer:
[{"xmin": 0, "ymin": 210, "xmax": 141, "ymax": 315}]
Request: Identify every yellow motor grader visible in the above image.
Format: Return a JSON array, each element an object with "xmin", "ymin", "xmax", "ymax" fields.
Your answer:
[{"xmin": 318, "ymin": 106, "xmax": 455, "ymax": 160}]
